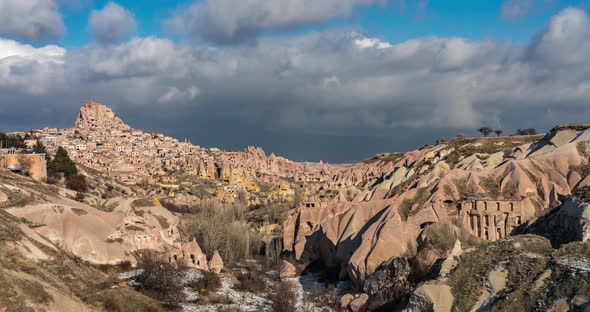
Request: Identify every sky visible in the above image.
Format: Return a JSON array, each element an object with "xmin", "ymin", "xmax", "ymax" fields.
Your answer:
[{"xmin": 1, "ymin": 0, "xmax": 590, "ymax": 163}]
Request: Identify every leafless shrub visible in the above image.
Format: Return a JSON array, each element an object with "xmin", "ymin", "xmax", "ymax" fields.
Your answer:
[
  {"xmin": 187, "ymin": 270, "xmax": 221, "ymax": 294},
  {"xmin": 234, "ymin": 271, "xmax": 266, "ymax": 293},
  {"xmin": 135, "ymin": 251, "xmax": 185, "ymax": 305},
  {"xmin": 183, "ymin": 201, "xmax": 262, "ymax": 263},
  {"xmin": 270, "ymin": 281, "xmax": 297, "ymax": 312}
]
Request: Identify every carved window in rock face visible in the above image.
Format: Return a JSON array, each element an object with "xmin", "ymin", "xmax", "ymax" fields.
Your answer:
[
  {"xmin": 516, "ymin": 216, "xmax": 522, "ymax": 225},
  {"xmin": 191, "ymin": 254, "xmax": 195, "ymax": 264},
  {"xmin": 497, "ymin": 202, "xmax": 500, "ymax": 211},
  {"xmin": 484, "ymin": 202, "xmax": 488, "ymax": 210},
  {"xmin": 497, "ymin": 228, "xmax": 502, "ymax": 239},
  {"xmin": 484, "ymin": 228, "xmax": 489, "ymax": 240},
  {"xmin": 485, "ymin": 215, "xmax": 489, "ymax": 226}
]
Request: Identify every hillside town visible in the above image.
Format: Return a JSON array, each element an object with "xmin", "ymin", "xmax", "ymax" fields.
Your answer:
[{"xmin": 10, "ymin": 101, "xmax": 335, "ymax": 194}]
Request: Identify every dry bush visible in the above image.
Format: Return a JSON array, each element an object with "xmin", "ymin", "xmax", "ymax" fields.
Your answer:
[
  {"xmin": 480, "ymin": 177, "xmax": 501, "ymax": 198},
  {"xmin": 71, "ymin": 208, "xmax": 88, "ymax": 216},
  {"xmin": 578, "ymin": 141, "xmax": 590, "ymax": 158},
  {"xmin": 574, "ymin": 164, "xmax": 590, "ymax": 178},
  {"xmin": 398, "ymin": 199, "xmax": 412, "ymax": 221},
  {"xmin": 66, "ymin": 174, "xmax": 87, "ymax": 192},
  {"xmin": 270, "ymin": 281, "xmax": 297, "ymax": 312},
  {"xmin": 154, "ymin": 215, "xmax": 170, "ymax": 229},
  {"xmin": 135, "ymin": 252, "xmax": 185, "ymax": 305},
  {"xmin": 183, "ymin": 201, "xmax": 262, "ymax": 263},
  {"xmin": 234, "ymin": 271, "xmax": 267, "ymax": 293},
  {"xmin": 97, "ymin": 288, "xmax": 166, "ymax": 312},
  {"xmin": 398, "ymin": 188, "xmax": 429, "ymax": 221},
  {"xmin": 423, "ymin": 221, "xmax": 482, "ymax": 253},
  {"xmin": 161, "ymin": 200, "xmax": 197, "ymax": 213},
  {"xmin": 423, "ymin": 223, "xmax": 457, "ymax": 252},
  {"xmin": 454, "ymin": 179, "xmax": 475, "ymax": 199},
  {"xmin": 187, "ymin": 270, "xmax": 221, "ymax": 294},
  {"xmin": 15, "ymin": 279, "xmax": 53, "ymax": 304},
  {"xmin": 131, "ymin": 198, "xmax": 153, "ymax": 208}
]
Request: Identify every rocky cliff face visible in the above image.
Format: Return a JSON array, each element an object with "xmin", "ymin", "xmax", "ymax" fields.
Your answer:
[
  {"xmin": 283, "ymin": 125, "xmax": 590, "ymax": 290},
  {"xmin": 0, "ymin": 169, "xmax": 209, "ymax": 269},
  {"xmin": 74, "ymin": 100, "xmax": 131, "ymax": 131}
]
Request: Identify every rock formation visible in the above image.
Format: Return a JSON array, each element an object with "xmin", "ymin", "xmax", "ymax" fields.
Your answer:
[
  {"xmin": 340, "ymin": 293, "xmax": 369, "ymax": 312},
  {"xmin": 209, "ymin": 250, "xmax": 224, "ymax": 273},
  {"xmin": 279, "ymin": 260, "xmax": 297, "ymax": 278},
  {"xmin": 283, "ymin": 125, "xmax": 590, "ymax": 287},
  {"xmin": 74, "ymin": 100, "xmax": 131, "ymax": 131}
]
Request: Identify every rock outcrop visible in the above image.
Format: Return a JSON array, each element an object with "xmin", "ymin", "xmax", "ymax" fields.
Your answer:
[
  {"xmin": 362, "ymin": 257, "xmax": 412, "ymax": 303},
  {"xmin": 403, "ymin": 283, "xmax": 453, "ymax": 312},
  {"xmin": 279, "ymin": 260, "xmax": 297, "ymax": 278},
  {"xmin": 284, "ymin": 125, "xmax": 590, "ymax": 286},
  {"xmin": 340, "ymin": 293, "xmax": 369, "ymax": 312},
  {"xmin": 209, "ymin": 250, "xmax": 224, "ymax": 273},
  {"xmin": 74, "ymin": 100, "xmax": 131, "ymax": 131}
]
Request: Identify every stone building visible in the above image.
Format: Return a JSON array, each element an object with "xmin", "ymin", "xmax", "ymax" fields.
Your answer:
[
  {"xmin": 459, "ymin": 198, "xmax": 534, "ymax": 241},
  {"xmin": 168, "ymin": 239, "xmax": 209, "ymax": 270},
  {"xmin": 0, "ymin": 154, "xmax": 47, "ymax": 182}
]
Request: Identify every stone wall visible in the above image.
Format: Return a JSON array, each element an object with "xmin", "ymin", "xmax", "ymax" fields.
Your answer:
[{"xmin": 0, "ymin": 154, "xmax": 47, "ymax": 182}]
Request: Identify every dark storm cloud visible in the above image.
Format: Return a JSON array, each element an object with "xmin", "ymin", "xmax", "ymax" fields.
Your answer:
[{"xmin": 1, "ymin": 8, "xmax": 590, "ymax": 162}]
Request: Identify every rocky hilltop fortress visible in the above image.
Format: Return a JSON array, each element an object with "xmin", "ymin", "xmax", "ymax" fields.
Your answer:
[
  {"xmin": 4, "ymin": 100, "xmax": 590, "ymax": 311},
  {"xmin": 35, "ymin": 100, "xmax": 337, "ymax": 195}
]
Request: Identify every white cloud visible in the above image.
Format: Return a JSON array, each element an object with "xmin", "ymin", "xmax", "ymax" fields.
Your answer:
[
  {"xmin": 2, "ymin": 7, "xmax": 590, "ymax": 136},
  {"xmin": 354, "ymin": 37, "xmax": 392, "ymax": 49},
  {"xmin": 158, "ymin": 86, "xmax": 200, "ymax": 104},
  {"xmin": 0, "ymin": 0, "xmax": 65, "ymax": 41},
  {"xmin": 528, "ymin": 7, "xmax": 590, "ymax": 67},
  {"xmin": 165, "ymin": 0, "xmax": 377, "ymax": 43},
  {"xmin": 0, "ymin": 38, "xmax": 65, "ymax": 94},
  {"xmin": 81, "ymin": 36, "xmax": 192, "ymax": 79},
  {"xmin": 89, "ymin": 2, "xmax": 137, "ymax": 45}
]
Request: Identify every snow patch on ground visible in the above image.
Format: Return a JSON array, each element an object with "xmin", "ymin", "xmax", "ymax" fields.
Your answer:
[
  {"xmin": 183, "ymin": 275, "xmax": 271, "ymax": 312},
  {"xmin": 558, "ymin": 257, "xmax": 590, "ymax": 272}
]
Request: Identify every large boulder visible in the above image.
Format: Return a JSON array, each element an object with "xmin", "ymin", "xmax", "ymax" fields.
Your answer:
[
  {"xmin": 279, "ymin": 260, "xmax": 297, "ymax": 279},
  {"xmin": 403, "ymin": 283, "xmax": 453, "ymax": 312},
  {"xmin": 363, "ymin": 257, "xmax": 412, "ymax": 302},
  {"xmin": 341, "ymin": 293, "xmax": 369, "ymax": 312}
]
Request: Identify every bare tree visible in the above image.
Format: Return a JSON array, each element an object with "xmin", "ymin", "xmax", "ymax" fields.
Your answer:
[
  {"xmin": 136, "ymin": 251, "xmax": 184, "ymax": 305},
  {"xmin": 477, "ymin": 127, "xmax": 493, "ymax": 137}
]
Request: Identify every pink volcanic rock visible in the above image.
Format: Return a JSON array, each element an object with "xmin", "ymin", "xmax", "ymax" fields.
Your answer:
[
  {"xmin": 74, "ymin": 100, "xmax": 131, "ymax": 131},
  {"xmin": 7, "ymin": 203, "xmax": 183, "ymax": 266},
  {"xmin": 283, "ymin": 127, "xmax": 590, "ymax": 286},
  {"xmin": 209, "ymin": 250, "xmax": 224, "ymax": 273}
]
